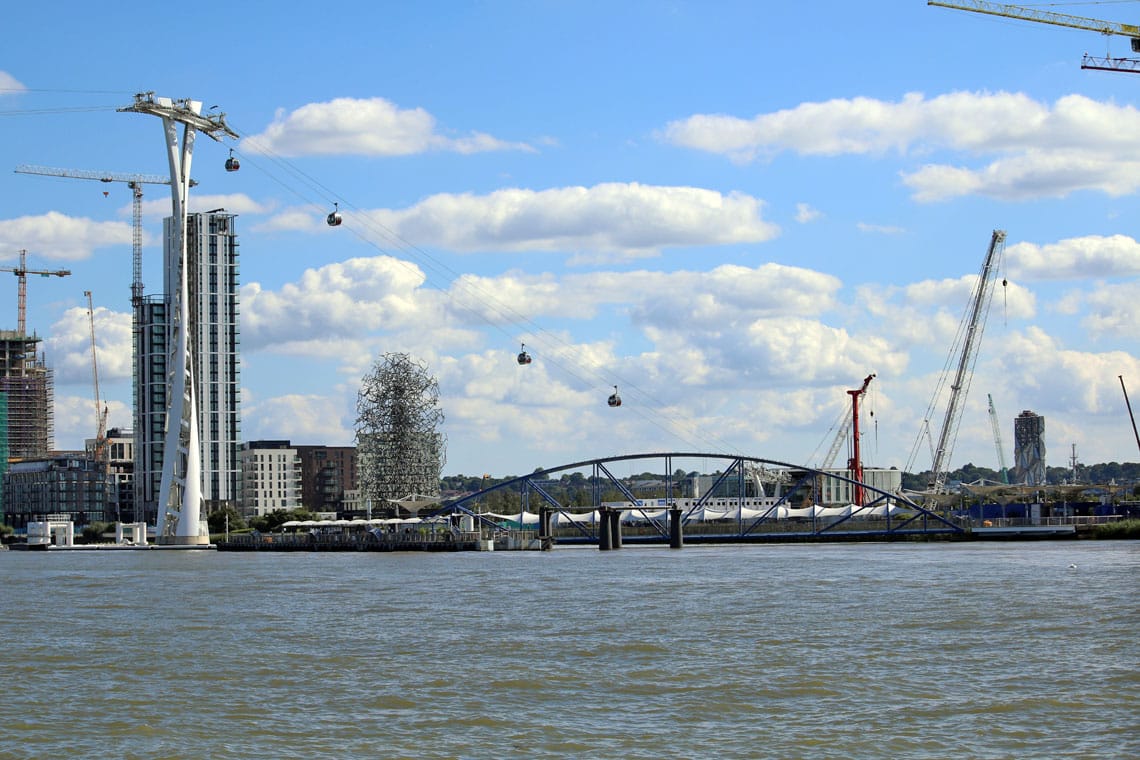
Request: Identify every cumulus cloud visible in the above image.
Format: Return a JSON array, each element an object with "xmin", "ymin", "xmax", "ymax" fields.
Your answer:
[
  {"xmin": 1083, "ymin": 281, "xmax": 1140, "ymax": 339},
  {"xmin": 856, "ymin": 222, "xmax": 905, "ymax": 235},
  {"xmin": 240, "ymin": 255, "xmax": 434, "ymax": 347},
  {"xmin": 354, "ymin": 183, "xmax": 779, "ymax": 258},
  {"xmin": 241, "ymin": 97, "xmax": 534, "ymax": 157},
  {"xmin": 795, "ymin": 203, "xmax": 821, "ymax": 223},
  {"xmin": 46, "ymin": 305, "xmax": 133, "ymax": 385},
  {"xmin": 1006, "ymin": 234, "xmax": 1140, "ymax": 280},
  {"xmin": 0, "ymin": 212, "xmax": 129, "ymax": 261},
  {"xmin": 138, "ymin": 194, "xmax": 272, "ymax": 218},
  {"xmin": 242, "ymin": 393, "xmax": 354, "ymax": 444},
  {"xmin": 662, "ymin": 91, "xmax": 1140, "ymax": 201},
  {"xmin": 0, "ymin": 71, "xmax": 25, "ymax": 93}
]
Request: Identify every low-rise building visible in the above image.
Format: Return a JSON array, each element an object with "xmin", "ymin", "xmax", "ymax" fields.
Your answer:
[{"xmin": 239, "ymin": 440, "xmax": 302, "ymax": 517}]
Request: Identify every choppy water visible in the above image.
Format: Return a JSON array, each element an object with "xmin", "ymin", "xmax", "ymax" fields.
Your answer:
[{"xmin": 1, "ymin": 541, "xmax": 1136, "ymax": 759}]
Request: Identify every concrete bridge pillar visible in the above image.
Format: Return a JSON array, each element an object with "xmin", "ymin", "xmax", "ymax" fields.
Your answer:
[
  {"xmin": 609, "ymin": 507, "xmax": 623, "ymax": 549},
  {"xmin": 598, "ymin": 507, "xmax": 613, "ymax": 550},
  {"xmin": 669, "ymin": 507, "xmax": 683, "ymax": 549}
]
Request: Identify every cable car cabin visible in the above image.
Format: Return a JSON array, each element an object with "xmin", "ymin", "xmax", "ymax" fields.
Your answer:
[
  {"xmin": 327, "ymin": 202, "xmax": 343, "ymax": 227},
  {"xmin": 608, "ymin": 386, "xmax": 622, "ymax": 407},
  {"xmin": 517, "ymin": 343, "xmax": 532, "ymax": 365},
  {"xmin": 225, "ymin": 150, "xmax": 240, "ymax": 172}
]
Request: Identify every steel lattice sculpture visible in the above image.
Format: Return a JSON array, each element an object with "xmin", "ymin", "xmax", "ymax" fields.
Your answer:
[{"xmin": 355, "ymin": 353, "xmax": 446, "ymax": 513}]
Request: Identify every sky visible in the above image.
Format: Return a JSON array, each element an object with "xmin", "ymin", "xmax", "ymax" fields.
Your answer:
[{"xmin": 2, "ymin": 1, "xmax": 1139, "ymax": 479}]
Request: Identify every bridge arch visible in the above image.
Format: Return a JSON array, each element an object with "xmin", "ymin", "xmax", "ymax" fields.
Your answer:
[{"xmin": 429, "ymin": 452, "xmax": 961, "ymax": 542}]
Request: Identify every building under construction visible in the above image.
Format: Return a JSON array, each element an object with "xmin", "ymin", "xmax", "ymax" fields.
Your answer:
[{"xmin": 0, "ymin": 330, "xmax": 53, "ymax": 460}]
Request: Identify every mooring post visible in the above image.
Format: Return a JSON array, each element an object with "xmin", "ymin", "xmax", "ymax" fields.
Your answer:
[
  {"xmin": 598, "ymin": 507, "xmax": 613, "ymax": 550},
  {"xmin": 669, "ymin": 506, "xmax": 683, "ymax": 549},
  {"xmin": 610, "ymin": 507, "xmax": 623, "ymax": 549}
]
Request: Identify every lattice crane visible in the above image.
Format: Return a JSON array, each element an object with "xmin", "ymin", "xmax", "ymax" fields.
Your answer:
[
  {"xmin": 929, "ymin": 1, "xmax": 1140, "ymax": 73},
  {"xmin": 0, "ymin": 249, "xmax": 71, "ymax": 335},
  {"xmin": 907, "ymin": 230, "xmax": 1007, "ymax": 493},
  {"xmin": 987, "ymin": 393, "xmax": 1010, "ymax": 484},
  {"xmin": 84, "ymin": 290, "xmax": 109, "ymax": 476},
  {"xmin": 14, "ymin": 164, "xmax": 192, "ymax": 307}
]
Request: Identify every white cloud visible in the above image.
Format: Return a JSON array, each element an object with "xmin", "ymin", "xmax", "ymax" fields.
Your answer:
[
  {"xmin": 45, "ymin": 305, "xmax": 133, "ymax": 386},
  {"xmin": 0, "ymin": 71, "xmax": 25, "ymax": 93},
  {"xmin": 0, "ymin": 212, "xmax": 129, "ymax": 261},
  {"xmin": 242, "ymin": 394, "xmax": 354, "ymax": 444},
  {"xmin": 240, "ymin": 256, "xmax": 435, "ymax": 347},
  {"xmin": 138, "ymin": 194, "xmax": 272, "ymax": 218},
  {"xmin": 357, "ymin": 183, "xmax": 779, "ymax": 258},
  {"xmin": 1006, "ymin": 234, "xmax": 1140, "ymax": 280},
  {"xmin": 1083, "ymin": 281, "xmax": 1140, "ymax": 339},
  {"xmin": 241, "ymin": 97, "xmax": 534, "ymax": 157},
  {"xmin": 663, "ymin": 91, "xmax": 1140, "ymax": 201},
  {"xmin": 856, "ymin": 222, "xmax": 905, "ymax": 235},
  {"xmin": 795, "ymin": 203, "xmax": 821, "ymax": 223}
]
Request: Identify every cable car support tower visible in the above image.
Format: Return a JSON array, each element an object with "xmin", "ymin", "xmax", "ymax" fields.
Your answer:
[{"xmin": 118, "ymin": 92, "xmax": 236, "ymax": 546}]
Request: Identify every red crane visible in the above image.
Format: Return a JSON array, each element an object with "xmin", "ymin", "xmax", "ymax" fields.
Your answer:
[{"xmin": 847, "ymin": 373, "xmax": 876, "ymax": 506}]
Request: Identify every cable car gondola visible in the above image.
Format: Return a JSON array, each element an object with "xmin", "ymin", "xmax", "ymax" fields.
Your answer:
[
  {"xmin": 225, "ymin": 149, "xmax": 240, "ymax": 172},
  {"xmin": 327, "ymin": 202, "xmax": 343, "ymax": 227},
  {"xmin": 607, "ymin": 385, "xmax": 622, "ymax": 407},
  {"xmin": 517, "ymin": 343, "xmax": 532, "ymax": 365}
]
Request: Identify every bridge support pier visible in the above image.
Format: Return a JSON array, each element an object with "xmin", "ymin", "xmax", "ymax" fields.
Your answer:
[
  {"xmin": 539, "ymin": 507, "xmax": 553, "ymax": 550},
  {"xmin": 598, "ymin": 507, "xmax": 613, "ymax": 550},
  {"xmin": 669, "ymin": 507, "xmax": 683, "ymax": 549},
  {"xmin": 609, "ymin": 507, "xmax": 623, "ymax": 549}
]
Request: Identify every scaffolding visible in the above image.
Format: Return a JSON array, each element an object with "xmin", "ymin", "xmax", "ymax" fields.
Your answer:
[{"xmin": 0, "ymin": 330, "xmax": 53, "ymax": 460}]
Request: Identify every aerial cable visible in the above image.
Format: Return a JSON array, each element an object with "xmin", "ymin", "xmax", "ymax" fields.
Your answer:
[{"xmin": 222, "ymin": 127, "xmax": 749, "ymax": 456}]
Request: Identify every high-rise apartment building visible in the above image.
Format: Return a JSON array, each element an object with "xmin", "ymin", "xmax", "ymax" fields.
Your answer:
[{"xmin": 137, "ymin": 211, "xmax": 241, "ymax": 523}]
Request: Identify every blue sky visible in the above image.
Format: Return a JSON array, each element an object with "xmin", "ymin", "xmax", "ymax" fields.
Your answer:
[{"xmin": 2, "ymin": 1, "xmax": 1139, "ymax": 478}]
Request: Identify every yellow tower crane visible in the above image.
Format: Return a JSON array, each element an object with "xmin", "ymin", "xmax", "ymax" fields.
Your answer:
[
  {"xmin": 0, "ymin": 249, "xmax": 71, "ymax": 335},
  {"xmin": 929, "ymin": 1, "xmax": 1140, "ymax": 73}
]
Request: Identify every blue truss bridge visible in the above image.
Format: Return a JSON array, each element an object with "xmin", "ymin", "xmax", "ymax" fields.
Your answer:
[{"xmin": 431, "ymin": 451, "xmax": 963, "ymax": 547}]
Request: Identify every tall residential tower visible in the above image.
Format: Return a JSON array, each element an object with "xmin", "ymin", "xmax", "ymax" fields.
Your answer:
[{"xmin": 137, "ymin": 211, "xmax": 241, "ymax": 524}]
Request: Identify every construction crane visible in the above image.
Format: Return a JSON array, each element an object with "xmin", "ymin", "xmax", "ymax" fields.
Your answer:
[
  {"xmin": 84, "ymin": 290, "xmax": 109, "ymax": 470},
  {"xmin": 929, "ymin": 1, "xmax": 1140, "ymax": 73},
  {"xmin": 1122, "ymin": 376, "xmax": 1140, "ymax": 456},
  {"xmin": 987, "ymin": 393, "xmax": 1011, "ymax": 484},
  {"xmin": 0, "ymin": 249, "xmax": 71, "ymax": 335},
  {"xmin": 846, "ymin": 373, "xmax": 876, "ymax": 506},
  {"xmin": 13, "ymin": 164, "xmax": 190, "ymax": 308},
  {"xmin": 908, "ymin": 229, "xmax": 1007, "ymax": 492}
]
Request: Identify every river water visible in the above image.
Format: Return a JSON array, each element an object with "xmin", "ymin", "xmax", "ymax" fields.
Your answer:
[{"xmin": 1, "ymin": 541, "xmax": 1136, "ymax": 759}]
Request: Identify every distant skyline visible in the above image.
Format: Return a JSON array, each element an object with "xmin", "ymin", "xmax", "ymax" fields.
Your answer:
[{"xmin": 1, "ymin": 1, "xmax": 1138, "ymax": 476}]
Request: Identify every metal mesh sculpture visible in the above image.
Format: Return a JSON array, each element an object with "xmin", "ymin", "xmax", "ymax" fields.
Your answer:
[{"xmin": 355, "ymin": 353, "xmax": 446, "ymax": 512}]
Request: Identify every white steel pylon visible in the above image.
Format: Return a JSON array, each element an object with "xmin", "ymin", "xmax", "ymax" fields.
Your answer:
[{"xmin": 119, "ymin": 93, "xmax": 236, "ymax": 545}]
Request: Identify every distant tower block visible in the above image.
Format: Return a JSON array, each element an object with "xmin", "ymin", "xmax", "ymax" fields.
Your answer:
[{"xmin": 1013, "ymin": 410, "xmax": 1047, "ymax": 486}]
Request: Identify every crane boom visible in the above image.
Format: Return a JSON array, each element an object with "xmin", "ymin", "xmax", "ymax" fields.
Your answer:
[
  {"xmin": 14, "ymin": 163, "xmax": 195, "ymax": 306},
  {"xmin": 0, "ymin": 249, "xmax": 72, "ymax": 335},
  {"xmin": 987, "ymin": 393, "xmax": 1010, "ymax": 484},
  {"xmin": 928, "ymin": 1, "xmax": 1140, "ymax": 42},
  {"xmin": 930, "ymin": 229, "xmax": 1006, "ymax": 492},
  {"xmin": 1081, "ymin": 53, "xmax": 1140, "ymax": 74},
  {"xmin": 14, "ymin": 164, "xmax": 175, "ymax": 186},
  {"xmin": 1122, "ymin": 376, "xmax": 1140, "ymax": 456},
  {"xmin": 84, "ymin": 291, "xmax": 109, "ymax": 477}
]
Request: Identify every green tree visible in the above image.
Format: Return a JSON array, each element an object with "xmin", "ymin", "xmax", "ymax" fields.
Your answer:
[{"xmin": 208, "ymin": 505, "xmax": 247, "ymax": 534}]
